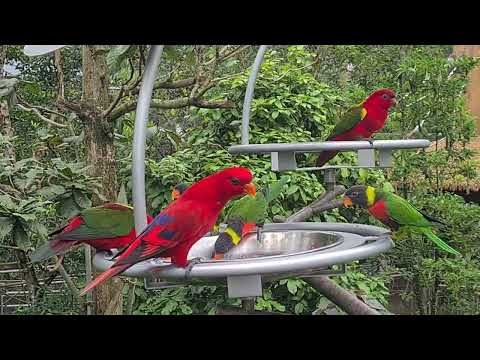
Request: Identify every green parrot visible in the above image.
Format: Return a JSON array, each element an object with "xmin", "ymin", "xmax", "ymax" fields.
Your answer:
[
  {"xmin": 212, "ymin": 177, "xmax": 289, "ymax": 259},
  {"xmin": 343, "ymin": 185, "xmax": 461, "ymax": 256},
  {"xmin": 29, "ymin": 203, "xmax": 154, "ymax": 263}
]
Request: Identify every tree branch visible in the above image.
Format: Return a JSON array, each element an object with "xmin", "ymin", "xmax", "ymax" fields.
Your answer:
[
  {"xmin": 16, "ymin": 103, "xmax": 68, "ymax": 128},
  {"xmin": 54, "ymin": 50, "xmax": 65, "ymax": 101},
  {"xmin": 304, "ymin": 277, "xmax": 380, "ymax": 315},
  {"xmin": 203, "ymin": 45, "xmax": 251, "ymax": 66},
  {"xmin": 283, "ymin": 186, "xmax": 381, "ymax": 316},
  {"xmin": 108, "ymin": 97, "xmax": 233, "ymax": 121},
  {"xmin": 17, "ymin": 96, "xmax": 68, "ymax": 119},
  {"xmin": 286, "ymin": 186, "xmax": 345, "ymax": 223}
]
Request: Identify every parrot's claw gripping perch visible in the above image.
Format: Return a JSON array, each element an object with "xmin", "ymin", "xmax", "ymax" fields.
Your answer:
[
  {"xmin": 184, "ymin": 257, "xmax": 205, "ymax": 280},
  {"xmin": 361, "ymin": 137, "xmax": 375, "ymax": 146}
]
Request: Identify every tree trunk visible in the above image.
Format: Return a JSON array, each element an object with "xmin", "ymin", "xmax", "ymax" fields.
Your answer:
[{"xmin": 81, "ymin": 45, "xmax": 123, "ymax": 315}]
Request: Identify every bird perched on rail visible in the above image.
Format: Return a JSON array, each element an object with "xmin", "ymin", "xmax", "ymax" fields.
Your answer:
[
  {"xmin": 315, "ymin": 88, "xmax": 396, "ymax": 167},
  {"xmin": 79, "ymin": 167, "xmax": 256, "ymax": 296},
  {"xmin": 29, "ymin": 203, "xmax": 154, "ymax": 263},
  {"xmin": 343, "ymin": 185, "xmax": 461, "ymax": 256},
  {"xmin": 172, "ymin": 177, "xmax": 288, "ymax": 259}
]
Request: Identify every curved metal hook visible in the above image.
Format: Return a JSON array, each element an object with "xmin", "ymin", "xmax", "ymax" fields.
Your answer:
[{"xmin": 132, "ymin": 45, "xmax": 164, "ymax": 234}]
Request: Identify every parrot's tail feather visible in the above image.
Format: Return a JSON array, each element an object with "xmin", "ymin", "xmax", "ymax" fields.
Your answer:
[
  {"xmin": 79, "ymin": 264, "xmax": 129, "ymax": 296},
  {"xmin": 29, "ymin": 240, "xmax": 76, "ymax": 263},
  {"xmin": 419, "ymin": 227, "xmax": 461, "ymax": 256},
  {"xmin": 316, "ymin": 150, "xmax": 338, "ymax": 167}
]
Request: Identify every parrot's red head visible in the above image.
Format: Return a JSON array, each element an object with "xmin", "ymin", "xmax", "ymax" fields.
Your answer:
[
  {"xmin": 364, "ymin": 88, "xmax": 396, "ymax": 111},
  {"xmin": 180, "ymin": 167, "xmax": 256, "ymax": 206}
]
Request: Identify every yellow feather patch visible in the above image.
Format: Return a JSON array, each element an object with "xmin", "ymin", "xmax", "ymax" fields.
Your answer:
[
  {"xmin": 366, "ymin": 186, "xmax": 376, "ymax": 207},
  {"xmin": 225, "ymin": 227, "xmax": 241, "ymax": 245},
  {"xmin": 360, "ymin": 107, "xmax": 367, "ymax": 120}
]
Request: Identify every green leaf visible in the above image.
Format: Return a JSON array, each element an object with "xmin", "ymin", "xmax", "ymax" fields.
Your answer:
[
  {"xmin": 59, "ymin": 197, "xmax": 80, "ymax": 219},
  {"xmin": 107, "ymin": 45, "xmax": 133, "ymax": 72},
  {"xmin": 265, "ymin": 177, "xmax": 288, "ymax": 204},
  {"xmin": 287, "ymin": 279, "xmax": 298, "ymax": 295},
  {"xmin": 164, "ymin": 45, "xmax": 179, "ymax": 61},
  {"xmin": 161, "ymin": 300, "xmax": 178, "ymax": 315},
  {"xmin": 117, "ymin": 183, "xmax": 128, "ymax": 204},
  {"xmin": 73, "ymin": 190, "xmax": 91, "ymax": 209},
  {"xmin": 286, "ymin": 185, "xmax": 299, "ymax": 196},
  {"xmin": 294, "ymin": 302, "xmax": 305, "ymax": 314},
  {"xmin": 180, "ymin": 304, "xmax": 193, "ymax": 315},
  {"xmin": 271, "ymin": 301, "xmax": 286, "ymax": 312},
  {"xmin": 357, "ymin": 282, "xmax": 370, "ymax": 294},
  {"xmin": 0, "ymin": 195, "xmax": 16, "ymax": 211},
  {"xmin": 0, "ymin": 217, "xmax": 14, "ymax": 240},
  {"xmin": 13, "ymin": 213, "xmax": 36, "ymax": 222},
  {"xmin": 30, "ymin": 222, "xmax": 49, "ymax": 239},
  {"xmin": 14, "ymin": 224, "xmax": 30, "ymax": 250},
  {"xmin": 38, "ymin": 184, "xmax": 66, "ymax": 198}
]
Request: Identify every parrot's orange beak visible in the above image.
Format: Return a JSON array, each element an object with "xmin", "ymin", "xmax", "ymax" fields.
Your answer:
[
  {"xmin": 171, "ymin": 189, "xmax": 181, "ymax": 201},
  {"xmin": 243, "ymin": 182, "xmax": 256, "ymax": 197},
  {"xmin": 343, "ymin": 196, "xmax": 353, "ymax": 207},
  {"xmin": 391, "ymin": 98, "xmax": 397, "ymax": 107}
]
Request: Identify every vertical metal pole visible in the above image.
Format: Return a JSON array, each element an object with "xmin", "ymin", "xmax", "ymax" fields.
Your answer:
[
  {"xmin": 84, "ymin": 245, "xmax": 93, "ymax": 315},
  {"xmin": 241, "ymin": 45, "xmax": 268, "ymax": 145},
  {"xmin": 132, "ymin": 45, "xmax": 164, "ymax": 234}
]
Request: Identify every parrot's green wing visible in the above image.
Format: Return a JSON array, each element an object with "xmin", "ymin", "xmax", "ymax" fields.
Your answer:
[
  {"xmin": 327, "ymin": 104, "xmax": 367, "ymax": 140},
  {"xmin": 382, "ymin": 192, "xmax": 432, "ymax": 228},
  {"xmin": 227, "ymin": 192, "xmax": 267, "ymax": 223},
  {"xmin": 79, "ymin": 204, "xmax": 135, "ymax": 237}
]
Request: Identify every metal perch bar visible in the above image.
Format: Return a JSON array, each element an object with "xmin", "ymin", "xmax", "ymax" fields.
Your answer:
[{"xmin": 229, "ymin": 139, "xmax": 431, "ymax": 153}]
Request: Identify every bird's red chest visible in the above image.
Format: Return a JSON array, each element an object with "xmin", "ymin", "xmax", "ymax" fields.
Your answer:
[{"xmin": 368, "ymin": 199, "xmax": 389, "ymax": 221}]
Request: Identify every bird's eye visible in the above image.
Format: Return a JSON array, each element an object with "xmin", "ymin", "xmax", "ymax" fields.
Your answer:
[
  {"xmin": 230, "ymin": 177, "xmax": 240, "ymax": 185},
  {"xmin": 382, "ymin": 94, "xmax": 389, "ymax": 100}
]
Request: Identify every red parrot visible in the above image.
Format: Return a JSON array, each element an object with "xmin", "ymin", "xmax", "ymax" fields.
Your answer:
[
  {"xmin": 29, "ymin": 203, "xmax": 154, "ymax": 263},
  {"xmin": 79, "ymin": 167, "xmax": 256, "ymax": 296},
  {"xmin": 316, "ymin": 88, "xmax": 396, "ymax": 167}
]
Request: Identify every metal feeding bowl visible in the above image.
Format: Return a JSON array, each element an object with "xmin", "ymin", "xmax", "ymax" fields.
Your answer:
[
  {"xmin": 93, "ymin": 222, "xmax": 393, "ymax": 298},
  {"xmin": 224, "ymin": 230, "xmax": 342, "ymax": 260}
]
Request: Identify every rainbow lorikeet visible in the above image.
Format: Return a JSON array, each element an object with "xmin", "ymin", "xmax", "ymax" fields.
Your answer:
[
  {"xmin": 343, "ymin": 185, "xmax": 461, "ymax": 256},
  {"xmin": 316, "ymin": 88, "xmax": 396, "ymax": 167},
  {"xmin": 29, "ymin": 203, "xmax": 154, "ymax": 263},
  {"xmin": 212, "ymin": 177, "xmax": 288, "ymax": 259},
  {"xmin": 79, "ymin": 167, "xmax": 256, "ymax": 296},
  {"xmin": 173, "ymin": 177, "xmax": 288, "ymax": 259}
]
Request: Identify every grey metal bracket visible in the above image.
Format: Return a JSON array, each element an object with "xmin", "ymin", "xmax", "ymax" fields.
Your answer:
[
  {"xmin": 271, "ymin": 151, "xmax": 297, "ymax": 172},
  {"xmin": 227, "ymin": 275, "xmax": 263, "ymax": 298}
]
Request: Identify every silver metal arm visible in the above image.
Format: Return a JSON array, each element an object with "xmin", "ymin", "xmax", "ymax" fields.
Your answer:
[
  {"xmin": 132, "ymin": 45, "xmax": 164, "ymax": 234},
  {"xmin": 241, "ymin": 45, "xmax": 269, "ymax": 145}
]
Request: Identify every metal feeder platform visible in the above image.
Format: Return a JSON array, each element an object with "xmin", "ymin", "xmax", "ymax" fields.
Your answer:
[
  {"xmin": 88, "ymin": 45, "xmax": 428, "ymax": 300},
  {"xmin": 93, "ymin": 223, "xmax": 392, "ymax": 298}
]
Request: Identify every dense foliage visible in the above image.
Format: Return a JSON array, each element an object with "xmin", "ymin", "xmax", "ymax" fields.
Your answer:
[{"xmin": 1, "ymin": 45, "xmax": 479, "ymax": 315}]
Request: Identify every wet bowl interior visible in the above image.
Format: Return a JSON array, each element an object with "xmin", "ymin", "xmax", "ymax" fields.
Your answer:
[{"xmin": 223, "ymin": 230, "xmax": 343, "ymax": 260}]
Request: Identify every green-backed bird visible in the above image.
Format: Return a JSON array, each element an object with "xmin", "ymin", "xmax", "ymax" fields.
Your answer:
[
  {"xmin": 212, "ymin": 177, "xmax": 288, "ymax": 259},
  {"xmin": 343, "ymin": 185, "xmax": 461, "ymax": 256},
  {"xmin": 29, "ymin": 203, "xmax": 154, "ymax": 263}
]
